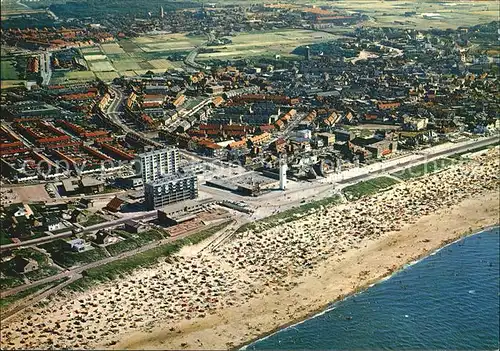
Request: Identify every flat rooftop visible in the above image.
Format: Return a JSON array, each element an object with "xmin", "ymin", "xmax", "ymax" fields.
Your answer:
[{"xmin": 207, "ymin": 171, "xmax": 279, "ymax": 192}]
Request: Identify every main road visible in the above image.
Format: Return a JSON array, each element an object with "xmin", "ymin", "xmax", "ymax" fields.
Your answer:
[
  {"xmin": 39, "ymin": 51, "xmax": 52, "ymax": 86},
  {"xmin": 200, "ymin": 134, "xmax": 499, "ymax": 216},
  {"xmin": 0, "ymin": 210, "xmax": 158, "ymax": 252}
]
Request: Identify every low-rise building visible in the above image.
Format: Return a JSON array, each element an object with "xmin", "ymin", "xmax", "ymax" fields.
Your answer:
[
  {"xmin": 13, "ymin": 257, "xmax": 39, "ymax": 274},
  {"xmin": 124, "ymin": 220, "xmax": 148, "ymax": 233},
  {"xmin": 402, "ymin": 116, "xmax": 429, "ymax": 131},
  {"xmin": 66, "ymin": 238, "xmax": 87, "ymax": 252}
]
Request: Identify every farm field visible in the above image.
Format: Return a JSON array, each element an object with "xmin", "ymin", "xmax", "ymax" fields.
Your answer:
[
  {"xmin": 1, "ymin": 58, "xmax": 25, "ymax": 89},
  {"xmin": 80, "ymin": 47, "xmax": 103, "ymax": 54},
  {"xmin": 0, "ymin": 80, "xmax": 25, "ymax": 89},
  {"xmin": 88, "ymin": 60, "xmax": 115, "ymax": 72},
  {"xmin": 197, "ymin": 29, "xmax": 337, "ymax": 60},
  {"xmin": 95, "ymin": 71, "xmax": 121, "ymax": 81},
  {"xmin": 206, "ymin": 0, "xmax": 497, "ymax": 29},
  {"xmin": 76, "ymin": 35, "xmax": 190, "ymax": 80},
  {"xmin": 51, "ymin": 71, "xmax": 96, "ymax": 84},
  {"xmin": 332, "ymin": 0, "xmax": 498, "ymax": 29},
  {"xmin": 101, "ymin": 43, "xmax": 126, "ymax": 55},
  {"xmin": 84, "ymin": 54, "xmax": 108, "ymax": 61}
]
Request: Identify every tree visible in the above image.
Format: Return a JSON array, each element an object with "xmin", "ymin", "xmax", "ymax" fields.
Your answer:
[{"xmin": 36, "ymin": 75, "xmax": 44, "ymax": 86}]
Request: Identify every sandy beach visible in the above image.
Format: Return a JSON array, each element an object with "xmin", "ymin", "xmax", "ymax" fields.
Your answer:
[{"xmin": 1, "ymin": 149, "xmax": 498, "ymax": 350}]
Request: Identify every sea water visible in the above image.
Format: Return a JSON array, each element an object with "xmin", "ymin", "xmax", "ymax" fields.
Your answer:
[{"xmin": 246, "ymin": 226, "xmax": 500, "ymax": 350}]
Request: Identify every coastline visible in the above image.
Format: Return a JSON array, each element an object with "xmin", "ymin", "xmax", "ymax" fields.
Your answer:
[
  {"xmin": 238, "ymin": 222, "xmax": 500, "ymax": 351},
  {"xmin": 114, "ymin": 191, "xmax": 499, "ymax": 351},
  {"xmin": 1, "ymin": 149, "xmax": 498, "ymax": 350}
]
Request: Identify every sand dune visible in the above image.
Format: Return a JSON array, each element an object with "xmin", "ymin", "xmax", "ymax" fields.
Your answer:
[{"xmin": 1, "ymin": 149, "xmax": 498, "ymax": 350}]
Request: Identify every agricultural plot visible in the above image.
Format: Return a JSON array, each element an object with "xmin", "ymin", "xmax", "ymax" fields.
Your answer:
[
  {"xmin": 80, "ymin": 46, "xmax": 103, "ymax": 54},
  {"xmin": 101, "ymin": 42, "xmax": 126, "ymax": 55},
  {"xmin": 130, "ymin": 33, "xmax": 205, "ymax": 53},
  {"xmin": 138, "ymin": 61, "xmax": 155, "ymax": 69},
  {"xmin": 119, "ymin": 40, "xmax": 143, "ymax": 53},
  {"xmin": 84, "ymin": 54, "xmax": 108, "ymax": 61},
  {"xmin": 88, "ymin": 60, "xmax": 115, "ymax": 72},
  {"xmin": 141, "ymin": 42, "xmax": 197, "ymax": 52},
  {"xmin": 134, "ymin": 69, "xmax": 165, "ymax": 75},
  {"xmin": 51, "ymin": 71, "xmax": 96, "ymax": 84},
  {"xmin": 333, "ymin": 0, "xmax": 499, "ymax": 29},
  {"xmin": 1, "ymin": 59, "xmax": 20, "ymax": 80},
  {"xmin": 120, "ymin": 70, "xmax": 138, "ymax": 77},
  {"xmin": 148, "ymin": 59, "xmax": 175, "ymax": 70},
  {"xmin": 0, "ymin": 80, "xmax": 25, "ymax": 89},
  {"xmin": 111, "ymin": 60, "xmax": 142, "ymax": 71},
  {"xmin": 95, "ymin": 71, "xmax": 120, "ymax": 81},
  {"xmin": 197, "ymin": 29, "xmax": 337, "ymax": 60},
  {"xmin": 132, "ymin": 33, "xmax": 204, "ymax": 45}
]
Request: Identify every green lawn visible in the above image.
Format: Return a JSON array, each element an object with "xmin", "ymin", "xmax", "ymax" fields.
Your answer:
[
  {"xmin": 23, "ymin": 266, "xmax": 61, "ymax": 282},
  {"xmin": 343, "ymin": 176, "xmax": 400, "ymax": 200},
  {"xmin": 391, "ymin": 158, "xmax": 456, "ymax": 180},
  {"xmin": 106, "ymin": 229, "xmax": 167, "ymax": 256},
  {"xmin": 80, "ymin": 214, "xmax": 107, "ymax": 227},
  {"xmin": 0, "ymin": 248, "xmax": 63, "ymax": 290},
  {"xmin": 66, "ymin": 222, "xmax": 231, "ymax": 291},
  {"xmin": 0, "ymin": 230, "xmax": 13, "ymax": 245},
  {"xmin": 236, "ymin": 194, "xmax": 343, "ymax": 234},
  {"xmin": 449, "ymin": 142, "xmax": 499, "ymax": 160},
  {"xmin": 105, "ymin": 238, "xmax": 138, "ymax": 256}
]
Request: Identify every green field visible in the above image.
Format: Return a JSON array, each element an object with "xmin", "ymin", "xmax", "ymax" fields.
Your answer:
[
  {"xmin": 88, "ymin": 60, "xmax": 115, "ymax": 72},
  {"xmin": 0, "ymin": 59, "xmax": 20, "ymax": 80},
  {"xmin": 198, "ymin": 29, "xmax": 337, "ymax": 60},
  {"xmin": 95, "ymin": 71, "xmax": 120, "ymax": 81},
  {"xmin": 105, "ymin": 229, "xmax": 167, "ymax": 256},
  {"xmin": 80, "ymin": 214, "xmax": 107, "ymax": 227},
  {"xmin": 391, "ymin": 158, "xmax": 456, "ymax": 180},
  {"xmin": 208, "ymin": 0, "xmax": 498, "ymax": 30},
  {"xmin": 51, "ymin": 70, "xmax": 96, "ymax": 84},
  {"xmin": 0, "ymin": 58, "xmax": 25, "ymax": 90},
  {"xmin": 342, "ymin": 176, "xmax": 400, "ymax": 200},
  {"xmin": 38, "ymin": 239, "xmax": 108, "ymax": 268}
]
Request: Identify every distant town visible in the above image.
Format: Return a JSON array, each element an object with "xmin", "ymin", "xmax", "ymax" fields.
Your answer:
[{"xmin": 0, "ymin": 0, "xmax": 499, "ymax": 349}]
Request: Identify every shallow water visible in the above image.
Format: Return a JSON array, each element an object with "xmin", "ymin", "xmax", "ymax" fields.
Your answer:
[{"xmin": 246, "ymin": 227, "xmax": 500, "ymax": 350}]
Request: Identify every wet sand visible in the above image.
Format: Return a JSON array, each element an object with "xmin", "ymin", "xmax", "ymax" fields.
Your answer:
[{"xmin": 0, "ymin": 149, "xmax": 498, "ymax": 350}]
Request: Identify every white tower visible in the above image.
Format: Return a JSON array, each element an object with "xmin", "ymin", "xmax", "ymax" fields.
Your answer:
[
  {"xmin": 160, "ymin": 6, "xmax": 164, "ymax": 18},
  {"xmin": 279, "ymin": 156, "xmax": 287, "ymax": 191}
]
